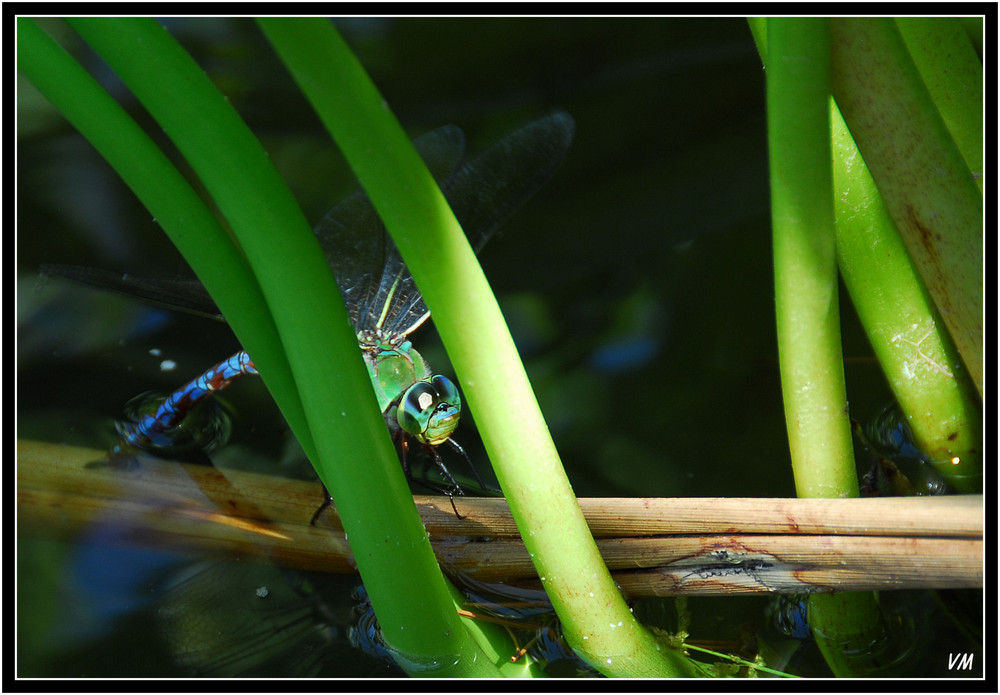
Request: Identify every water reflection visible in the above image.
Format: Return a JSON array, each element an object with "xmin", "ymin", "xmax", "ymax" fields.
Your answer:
[
  {"xmin": 157, "ymin": 561, "xmax": 399, "ymax": 677},
  {"xmin": 856, "ymin": 405, "xmax": 950, "ymax": 497}
]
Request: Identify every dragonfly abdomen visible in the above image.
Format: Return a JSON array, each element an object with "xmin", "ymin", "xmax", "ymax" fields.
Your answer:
[{"xmin": 117, "ymin": 350, "xmax": 258, "ymax": 451}]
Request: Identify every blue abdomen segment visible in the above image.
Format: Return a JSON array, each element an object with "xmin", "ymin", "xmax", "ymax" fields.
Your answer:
[{"xmin": 117, "ymin": 350, "xmax": 258, "ymax": 451}]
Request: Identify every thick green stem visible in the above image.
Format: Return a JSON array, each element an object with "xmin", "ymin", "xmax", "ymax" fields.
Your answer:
[
  {"xmin": 831, "ymin": 105, "xmax": 982, "ymax": 492},
  {"xmin": 16, "ymin": 17, "xmax": 316, "ymax": 463},
  {"xmin": 766, "ymin": 18, "xmax": 857, "ymax": 499},
  {"xmin": 257, "ymin": 17, "xmax": 704, "ymax": 679},
  {"xmin": 763, "ymin": 18, "xmax": 883, "ymax": 678},
  {"xmin": 24, "ymin": 16, "xmax": 498, "ymax": 677},
  {"xmin": 830, "ymin": 19, "xmax": 983, "ymax": 396},
  {"xmin": 256, "ymin": 17, "xmax": 506, "ymax": 676}
]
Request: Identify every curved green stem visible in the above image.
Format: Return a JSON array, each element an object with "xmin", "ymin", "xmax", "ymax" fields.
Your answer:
[
  {"xmin": 256, "ymin": 18, "xmax": 504, "ymax": 676},
  {"xmin": 21, "ymin": 16, "xmax": 502, "ymax": 677},
  {"xmin": 831, "ymin": 105, "xmax": 982, "ymax": 492},
  {"xmin": 257, "ymin": 17, "xmax": 705, "ymax": 679},
  {"xmin": 16, "ymin": 17, "xmax": 316, "ymax": 463}
]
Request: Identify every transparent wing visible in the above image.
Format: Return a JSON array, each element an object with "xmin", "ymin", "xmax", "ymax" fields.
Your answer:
[
  {"xmin": 39, "ymin": 264, "xmax": 223, "ymax": 320},
  {"xmin": 312, "ymin": 125, "xmax": 467, "ymax": 334},
  {"xmin": 41, "ymin": 114, "xmax": 576, "ymax": 340},
  {"xmin": 38, "ymin": 128, "xmax": 467, "ymax": 328},
  {"xmin": 362, "ymin": 112, "xmax": 576, "ymax": 339}
]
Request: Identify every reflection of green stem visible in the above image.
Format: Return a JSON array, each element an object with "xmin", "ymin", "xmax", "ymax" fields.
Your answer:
[{"xmin": 257, "ymin": 17, "xmax": 705, "ymax": 679}]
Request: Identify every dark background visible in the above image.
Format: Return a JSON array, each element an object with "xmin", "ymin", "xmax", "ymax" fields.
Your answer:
[{"xmin": 19, "ymin": 17, "xmax": 962, "ymax": 678}]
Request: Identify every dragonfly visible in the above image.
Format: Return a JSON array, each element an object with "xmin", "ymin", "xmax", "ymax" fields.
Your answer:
[{"xmin": 43, "ymin": 112, "xmax": 575, "ymax": 508}]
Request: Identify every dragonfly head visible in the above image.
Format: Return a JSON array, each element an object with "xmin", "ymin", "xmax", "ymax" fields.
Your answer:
[{"xmin": 397, "ymin": 375, "xmax": 461, "ymax": 446}]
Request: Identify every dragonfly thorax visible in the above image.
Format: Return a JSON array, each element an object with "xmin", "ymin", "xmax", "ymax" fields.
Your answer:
[{"xmin": 360, "ymin": 335, "xmax": 461, "ymax": 447}]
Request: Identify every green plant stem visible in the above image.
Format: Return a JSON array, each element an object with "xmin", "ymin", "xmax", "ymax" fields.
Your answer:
[
  {"xmin": 763, "ymin": 18, "xmax": 883, "ymax": 678},
  {"xmin": 894, "ymin": 18, "xmax": 983, "ymax": 194},
  {"xmin": 60, "ymin": 17, "xmax": 505, "ymax": 677},
  {"xmin": 754, "ymin": 16, "xmax": 983, "ymax": 492},
  {"xmin": 16, "ymin": 18, "xmax": 317, "ymax": 464},
  {"xmin": 255, "ymin": 18, "xmax": 506, "ymax": 676},
  {"xmin": 831, "ymin": 106, "xmax": 982, "ymax": 492},
  {"xmin": 766, "ymin": 18, "xmax": 857, "ymax": 499},
  {"xmin": 830, "ymin": 18, "xmax": 983, "ymax": 396},
  {"xmin": 256, "ymin": 17, "xmax": 704, "ymax": 679},
  {"xmin": 753, "ymin": 17, "xmax": 980, "ymax": 677}
]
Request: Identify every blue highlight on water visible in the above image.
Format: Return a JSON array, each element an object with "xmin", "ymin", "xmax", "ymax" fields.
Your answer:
[{"xmin": 588, "ymin": 336, "xmax": 660, "ymax": 373}]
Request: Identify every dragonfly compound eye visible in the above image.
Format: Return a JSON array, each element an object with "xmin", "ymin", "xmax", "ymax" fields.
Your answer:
[{"xmin": 397, "ymin": 376, "xmax": 461, "ymax": 446}]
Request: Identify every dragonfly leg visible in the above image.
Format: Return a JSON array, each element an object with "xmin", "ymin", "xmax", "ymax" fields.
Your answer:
[
  {"xmin": 309, "ymin": 484, "xmax": 335, "ymax": 526},
  {"xmin": 446, "ymin": 493, "xmax": 463, "ymax": 520},
  {"xmin": 397, "ymin": 430, "xmax": 414, "ymax": 481},
  {"xmin": 114, "ymin": 350, "xmax": 258, "ymax": 454},
  {"xmin": 426, "ymin": 444, "xmax": 466, "ymax": 519},
  {"xmin": 310, "ymin": 435, "xmax": 466, "ymax": 521},
  {"xmin": 398, "ymin": 431, "xmax": 464, "ymax": 496},
  {"xmin": 397, "ymin": 434, "xmax": 465, "ymax": 519},
  {"xmin": 426, "ymin": 445, "xmax": 465, "ymax": 496},
  {"xmin": 446, "ymin": 437, "xmax": 488, "ymax": 491}
]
